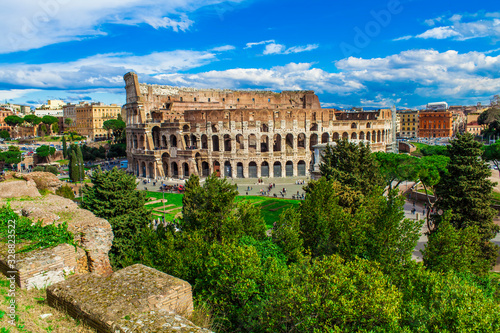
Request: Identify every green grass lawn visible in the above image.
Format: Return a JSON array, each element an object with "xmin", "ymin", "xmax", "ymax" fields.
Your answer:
[
  {"xmin": 55, "ymin": 159, "xmax": 69, "ymax": 165},
  {"xmin": 143, "ymin": 191, "xmax": 301, "ymax": 228},
  {"xmin": 409, "ymin": 142, "xmax": 429, "ymax": 156},
  {"xmin": 491, "ymin": 191, "xmax": 500, "ymax": 205}
]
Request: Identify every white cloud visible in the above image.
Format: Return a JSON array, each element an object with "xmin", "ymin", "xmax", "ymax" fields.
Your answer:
[
  {"xmin": 396, "ymin": 12, "xmax": 500, "ymax": 42},
  {"xmin": 245, "ymin": 40, "xmax": 318, "ymax": 55},
  {"xmin": 245, "ymin": 40, "xmax": 275, "ymax": 49},
  {"xmin": 1, "ymin": 0, "xmax": 245, "ymax": 53},
  {"xmin": 210, "ymin": 45, "xmax": 236, "ymax": 52},
  {"xmin": 0, "ymin": 89, "xmax": 40, "ymax": 101},
  {"xmin": 2, "ymin": 48, "xmax": 500, "ymax": 108},
  {"xmin": 263, "ymin": 43, "xmax": 286, "ymax": 54}
]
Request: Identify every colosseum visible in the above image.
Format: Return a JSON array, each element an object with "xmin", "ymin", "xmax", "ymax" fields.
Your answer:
[{"xmin": 124, "ymin": 72, "xmax": 396, "ymax": 179}]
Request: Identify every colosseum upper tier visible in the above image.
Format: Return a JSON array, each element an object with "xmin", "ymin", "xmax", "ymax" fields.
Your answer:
[{"xmin": 124, "ymin": 72, "xmax": 396, "ymax": 179}]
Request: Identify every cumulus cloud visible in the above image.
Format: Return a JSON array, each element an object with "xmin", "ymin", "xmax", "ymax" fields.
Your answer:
[
  {"xmin": 2, "ymin": 48, "xmax": 500, "ymax": 108},
  {"xmin": 245, "ymin": 40, "xmax": 318, "ymax": 55},
  {"xmin": 396, "ymin": 11, "xmax": 500, "ymax": 42},
  {"xmin": 0, "ymin": 89, "xmax": 40, "ymax": 101},
  {"xmin": 1, "ymin": 0, "xmax": 245, "ymax": 53}
]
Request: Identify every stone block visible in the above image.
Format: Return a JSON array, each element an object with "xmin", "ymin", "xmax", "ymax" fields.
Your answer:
[{"xmin": 47, "ymin": 264, "xmax": 203, "ymax": 332}]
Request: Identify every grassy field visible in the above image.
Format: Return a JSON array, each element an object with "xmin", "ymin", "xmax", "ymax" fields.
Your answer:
[
  {"xmin": 144, "ymin": 191, "xmax": 301, "ymax": 228},
  {"xmin": 0, "ymin": 275, "xmax": 94, "ymax": 332},
  {"xmin": 408, "ymin": 142, "xmax": 429, "ymax": 156}
]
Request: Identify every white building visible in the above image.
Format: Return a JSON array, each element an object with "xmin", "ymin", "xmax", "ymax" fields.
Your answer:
[{"xmin": 34, "ymin": 109, "xmax": 64, "ymax": 117}]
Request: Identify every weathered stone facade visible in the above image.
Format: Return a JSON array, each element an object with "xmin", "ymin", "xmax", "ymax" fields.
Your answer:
[{"xmin": 124, "ymin": 72, "xmax": 396, "ymax": 179}]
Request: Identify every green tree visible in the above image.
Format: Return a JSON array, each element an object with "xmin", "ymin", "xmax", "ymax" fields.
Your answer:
[
  {"xmin": 23, "ymin": 114, "xmax": 42, "ymax": 126},
  {"xmin": 103, "ymin": 117, "xmax": 126, "ymax": 143},
  {"xmin": 272, "ymin": 207, "xmax": 304, "ymax": 263},
  {"xmin": 0, "ymin": 130, "xmax": 10, "ymax": 140},
  {"xmin": 4, "ymin": 115, "xmax": 24, "ymax": 138},
  {"xmin": 0, "ymin": 146, "xmax": 21, "ymax": 167},
  {"xmin": 76, "ymin": 145, "xmax": 84, "ymax": 181},
  {"xmin": 62, "ymin": 136, "xmax": 67, "ymax": 158},
  {"xmin": 433, "ymin": 133, "xmax": 499, "ymax": 269},
  {"xmin": 41, "ymin": 115, "xmax": 58, "ymax": 134},
  {"xmin": 264, "ymin": 255, "xmax": 402, "ymax": 332},
  {"xmin": 299, "ymin": 178, "xmax": 422, "ymax": 268},
  {"xmin": 374, "ymin": 152, "xmax": 420, "ymax": 193},
  {"xmin": 52, "ymin": 122, "xmax": 59, "ymax": 134},
  {"xmin": 319, "ymin": 139, "xmax": 384, "ymax": 195},
  {"xmin": 483, "ymin": 141, "xmax": 500, "ymax": 175},
  {"xmin": 32, "ymin": 165, "xmax": 58, "ymax": 175},
  {"xmin": 81, "ymin": 168, "xmax": 151, "ymax": 267},
  {"xmin": 423, "ymin": 215, "xmax": 490, "ymax": 275},
  {"xmin": 64, "ymin": 117, "xmax": 72, "ymax": 126},
  {"xmin": 35, "ymin": 145, "xmax": 56, "ymax": 158},
  {"xmin": 70, "ymin": 150, "xmax": 78, "ymax": 183}
]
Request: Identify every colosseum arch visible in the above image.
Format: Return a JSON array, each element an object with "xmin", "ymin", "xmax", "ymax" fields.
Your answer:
[
  {"xmin": 359, "ymin": 131, "xmax": 365, "ymax": 140},
  {"xmin": 212, "ymin": 135, "xmax": 220, "ymax": 151},
  {"xmin": 297, "ymin": 160, "xmax": 306, "ymax": 176},
  {"xmin": 148, "ymin": 162, "xmax": 154, "ymax": 178},
  {"xmin": 332, "ymin": 132, "xmax": 339, "ymax": 140},
  {"xmin": 152, "ymin": 126, "xmax": 161, "ymax": 148},
  {"xmin": 171, "ymin": 162, "xmax": 178, "ymax": 177},
  {"xmin": 224, "ymin": 134, "xmax": 232, "ymax": 151},
  {"xmin": 310, "ymin": 133, "xmax": 318, "ymax": 150},
  {"xmin": 139, "ymin": 135, "xmax": 145, "ymax": 149},
  {"xmin": 236, "ymin": 162, "xmax": 244, "ymax": 178},
  {"xmin": 366, "ymin": 122, "xmax": 371, "ymax": 128},
  {"xmin": 273, "ymin": 134, "xmax": 282, "ymax": 151},
  {"xmin": 351, "ymin": 132, "xmax": 357, "ymax": 140},
  {"xmin": 162, "ymin": 152, "xmax": 170, "ymax": 176},
  {"xmin": 201, "ymin": 134, "xmax": 208, "ymax": 149},
  {"xmin": 342, "ymin": 132, "xmax": 348, "ymax": 139},
  {"xmin": 141, "ymin": 161, "xmax": 146, "ymax": 177},
  {"xmin": 273, "ymin": 161, "xmax": 282, "ymax": 177},
  {"xmin": 191, "ymin": 134, "xmax": 198, "ymax": 148},
  {"xmin": 133, "ymin": 134, "xmax": 138, "ymax": 148},
  {"xmin": 261, "ymin": 135, "xmax": 269, "ymax": 152},
  {"xmin": 286, "ymin": 134, "xmax": 294, "ymax": 150},
  {"xmin": 184, "ymin": 134, "xmax": 190, "ymax": 147},
  {"xmin": 261, "ymin": 161, "xmax": 269, "ymax": 177},
  {"xmin": 285, "ymin": 161, "xmax": 293, "ymax": 177},
  {"xmin": 249, "ymin": 161, "xmax": 258, "ymax": 178},
  {"xmin": 261, "ymin": 123, "xmax": 269, "ymax": 132},
  {"xmin": 183, "ymin": 124, "xmax": 190, "ymax": 132},
  {"xmin": 311, "ymin": 123, "xmax": 318, "ymax": 131},
  {"xmin": 297, "ymin": 133, "xmax": 306, "ymax": 149},
  {"xmin": 161, "ymin": 135, "xmax": 168, "ymax": 148},
  {"xmin": 351, "ymin": 123, "xmax": 357, "ymax": 129},
  {"xmin": 211, "ymin": 124, "xmax": 218, "ymax": 133},
  {"xmin": 377, "ymin": 130, "xmax": 381, "ymax": 142},
  {"xmin": 202, "ymin": 161, "xmax": 210, "ymax": 177},
  {"xmin": 182, "ymin": 163, "xmax": 189, "ymax": 178},
  {"xmin": 170, "ymin": 135, "xmax": 177, "ymax": 147},
  {"xmin": 366, "ymin": 131, "xmax": 371, "ymax": 141},
  {"xmin": 321, "ymin": 132, "xmax": 329, "ymax": 143},
  {"xmin": 372, "ymin": 131, "xmax": 376, "ymax": 142}
]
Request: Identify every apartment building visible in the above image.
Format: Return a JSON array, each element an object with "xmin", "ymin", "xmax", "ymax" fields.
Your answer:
[
  {"xmin": 397, "ymin": 110, "xmax": 419, "ymax": 138},
  {"xmin": 76, "ymin": 102, "xmax": 122, "ymax": 140}
]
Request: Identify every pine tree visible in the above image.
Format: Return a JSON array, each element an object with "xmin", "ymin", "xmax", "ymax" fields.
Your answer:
[
  {"xmin": 432, "ymin": 133, "xmax": 499, "ymax": 270},
  {"xmin": 70, "ymin": 150, "xmax": 78, "ymax": 183},
  {"xmin": 76, "ymin": 145, "xmax": 84, "ymax": 181},
  {"xmin": 62, "ymin": 136, "xmax": 67, "ymax": 158},
  {"xmin": 67, "ymin": 144, "xmax": 73, "ymax": 178}
]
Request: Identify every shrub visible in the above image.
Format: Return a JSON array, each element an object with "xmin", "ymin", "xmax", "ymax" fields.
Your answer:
[{"xmin": 56, "ymin": 185, "xmax": 75, "ymax": 200}]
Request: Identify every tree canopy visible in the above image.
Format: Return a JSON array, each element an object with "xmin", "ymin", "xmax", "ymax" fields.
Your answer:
[
  {"xmin": 35, "ymin": 145, "xmax": 56, "ymax": 158},
  {"xmin": 23, "ymin": 114, "xmax": 42, "ymax": 125},
  {"xmin": 4, "ymin": 115, "xmax": 24, "ymax": 127}
]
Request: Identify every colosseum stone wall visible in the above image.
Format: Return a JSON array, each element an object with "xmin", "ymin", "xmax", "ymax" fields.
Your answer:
[{"xmin": 124, "ymin": 72, "xmax": 396, "ymax": 179}]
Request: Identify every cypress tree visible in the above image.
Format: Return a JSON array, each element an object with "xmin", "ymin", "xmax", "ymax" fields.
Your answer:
[
  {"xmin": 62, "ymin": 136, "xmax": 67, "ymax": 158},
  {"xmin": 70, "ymin": 151, "xmax": 78, "ymax": 183},
  {"xmin": 432, "ymin": 133, "xmax": 499, "ymax": 271},
  {"xmin": 77, "ymin": 145, "xmax": 85, "ymax": 181}
]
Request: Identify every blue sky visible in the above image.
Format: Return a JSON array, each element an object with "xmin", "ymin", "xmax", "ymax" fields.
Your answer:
[{"xmin": 0, "ymin": 0, "xmax": 499, "ymax": 109}]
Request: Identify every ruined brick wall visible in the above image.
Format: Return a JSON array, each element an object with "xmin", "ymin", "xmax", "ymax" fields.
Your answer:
[
  {"xmin": 124, "ymin": 72, "xmax": 396, "ymax": 179},
  {"xmin": 0, "ymin": 243, "xmax": 86, "ymax": 289},
  {"xmin": 0, "ymin": 183, "xmax": 114, "ymax": 288}
]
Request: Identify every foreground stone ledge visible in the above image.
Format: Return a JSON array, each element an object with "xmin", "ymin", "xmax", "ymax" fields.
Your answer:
[{"xmin": 47, "ymin": 264, "xmax": 201, "ymax": 332}]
